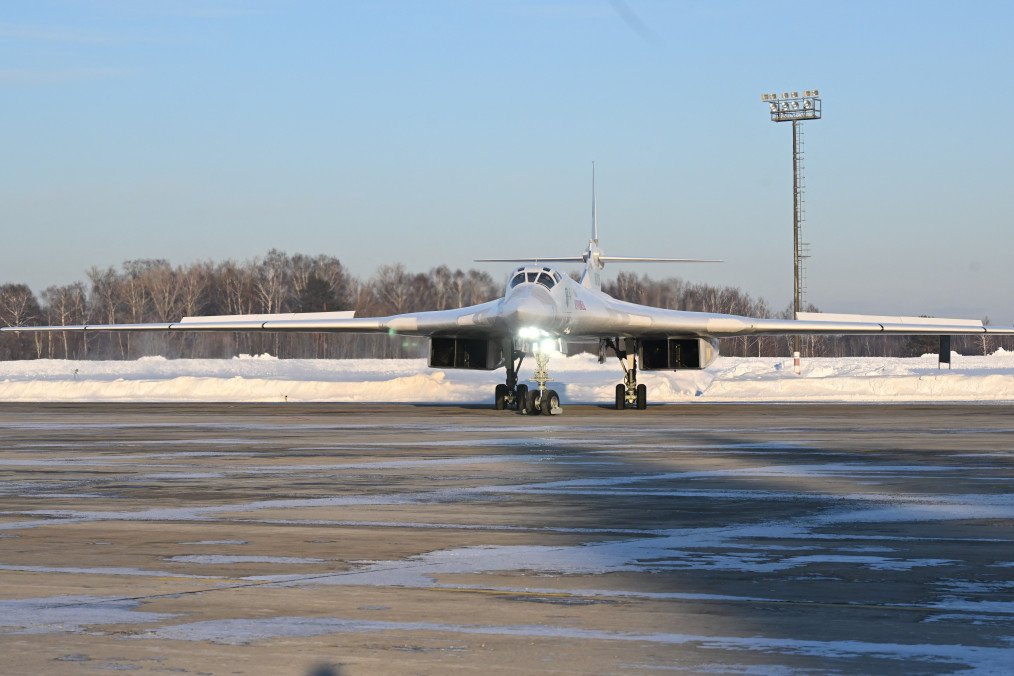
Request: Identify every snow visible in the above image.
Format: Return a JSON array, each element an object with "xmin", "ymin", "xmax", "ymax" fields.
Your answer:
[{"xmin": 1, "ymin": 351, "xmax": 1014, "ymax": 402}]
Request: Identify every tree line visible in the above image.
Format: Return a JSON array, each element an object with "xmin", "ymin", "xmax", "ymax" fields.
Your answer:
[{"xmin": 0, "ymin": 251, "xmax": 1009, "ymax": 361}]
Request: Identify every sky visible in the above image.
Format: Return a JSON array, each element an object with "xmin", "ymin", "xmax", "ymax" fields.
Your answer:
[{"xmin": 2, "ymin": 0, "xmax": 1013, "ymax": 322}]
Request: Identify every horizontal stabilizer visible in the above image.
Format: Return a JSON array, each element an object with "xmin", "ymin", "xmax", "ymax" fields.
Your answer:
[
  {"xmin": 474, "ymin": 257, "xmax": 586, "ymax": 263},
  {"xmin": 180, "ymin": 310, "xmax": 355, "ymax": 323},
  {"xmin": 600, "ymin": 257, "xmax": 722, "ymax": 263},
  {"xmin": 476, "ymin": 257, "xmax": 722, "ymax": 264},
  {"xmin": 796, "ymin": 312, "xmax": 981, "ymax": 327}
]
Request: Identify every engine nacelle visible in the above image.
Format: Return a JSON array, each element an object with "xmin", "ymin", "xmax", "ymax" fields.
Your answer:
[
  {"xmin": 639, "ymin": 337, "xmax": 719, "ymax": 370},
  {"xmin": 429, "ymin": 337, "xmax": 504, "ymax": 370}
]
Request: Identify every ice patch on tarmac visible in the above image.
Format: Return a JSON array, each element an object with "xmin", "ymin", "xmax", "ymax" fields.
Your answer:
[
  {"xmin": 260, "ymin": 529, "xmax": 955, "ymax": 589},
  {"xmin": 168, "ymin": 555, "xmax": 323, "ymax": 565},
  {"xmin": 133, "ymin": 616, "xmax": 1014, "ymax": 672},
  {"xmin": 494, "ymin": 464, "xmax": 1000, "ymax": 493},
  {"xmin": 0, "ymin": 564, "xmax": 220, "ymax": 579},
  {"xmin": 0, "ymin": 596, "xmax": 173, "ymax": 635},
  {"xmin": 240, "ymin": 494, "xmax": 1013, "ymax": 588},
  {"xmin": 6, "ymin": 493, "xmax": 433, "ymax": 529}
]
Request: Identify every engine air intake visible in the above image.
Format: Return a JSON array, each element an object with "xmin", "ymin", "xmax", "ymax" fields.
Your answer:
[
  {"xmin": 639, "ymin": 338, "xmax": 718, "ymax": 370},
  {"xmin": 429, "ymin": 337, "xmax": 504, "ymax": 370}
]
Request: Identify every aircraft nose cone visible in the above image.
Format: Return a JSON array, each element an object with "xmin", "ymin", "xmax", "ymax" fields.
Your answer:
[{"xmin": 502, "ymin": 289, "xmax": 556, "ymax": 330}]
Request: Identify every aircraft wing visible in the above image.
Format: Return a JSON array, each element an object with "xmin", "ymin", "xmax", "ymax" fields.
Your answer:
[
  {"xmin": 581, "ymin": 302, "xmax": 1014, "ymax": 338},
  {"xmin": 0, "ymin": 301, "xmax": 505, "ymax": 338}
]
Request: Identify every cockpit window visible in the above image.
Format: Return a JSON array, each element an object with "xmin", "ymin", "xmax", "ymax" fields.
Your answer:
[{"xmin": 508, "ymin": 268, "xmax": 559, "ymax": 291}]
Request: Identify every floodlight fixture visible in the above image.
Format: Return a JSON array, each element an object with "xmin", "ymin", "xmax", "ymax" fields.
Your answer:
[{"xmin": 761, "ymin": 87, "xmax": 821, "ymax": 122}]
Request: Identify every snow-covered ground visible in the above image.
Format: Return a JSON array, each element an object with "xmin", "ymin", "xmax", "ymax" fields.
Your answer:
[{"xmin": 3, "ymin": 350, "xmax": 1014, "ymax": 403}]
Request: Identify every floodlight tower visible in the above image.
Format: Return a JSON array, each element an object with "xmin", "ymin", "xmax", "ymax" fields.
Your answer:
[{"xmin": 759, "ymin": 89, "xmax": 822, "ymax": 360}]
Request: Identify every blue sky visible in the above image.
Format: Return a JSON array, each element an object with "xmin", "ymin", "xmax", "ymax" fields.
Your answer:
[{"xmin": 2, "ymin": 1, "xmax": 1013, "ymax": 321}]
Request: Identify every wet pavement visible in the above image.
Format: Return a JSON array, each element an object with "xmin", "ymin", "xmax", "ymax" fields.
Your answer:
[{"xmin": 0, "ymin": 402, "xmax": 1012, "ymax": 674}]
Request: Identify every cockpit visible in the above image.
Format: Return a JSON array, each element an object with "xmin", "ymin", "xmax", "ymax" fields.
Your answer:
[{"xmin": 507, "ymin": 266, "xmax": 563, "ymax": 292}]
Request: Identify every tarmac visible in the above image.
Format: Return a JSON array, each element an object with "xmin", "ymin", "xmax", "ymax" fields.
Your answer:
[{"xmin": 0, "ymin": 402, "xmax": 1012, "ymax": 675}]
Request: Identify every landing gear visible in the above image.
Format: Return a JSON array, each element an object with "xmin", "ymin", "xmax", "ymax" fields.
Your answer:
[
  {"xmin": 525, "ymin": 347, "xmax": 561, "ymax": 415},
  {"xmin": 493, "ymin": 339, "xmax": 561, "ymax": 415},
  {"xmin": 521, "ymin": 385, "xmax": 560, "ymax": 416},
  {"xmin": 493, "ymin": 341, "xmax": 527, "ymax": 411},
  {"xmin": 605, "ymin": 338, "xmax": 648, "ymax": 411}
]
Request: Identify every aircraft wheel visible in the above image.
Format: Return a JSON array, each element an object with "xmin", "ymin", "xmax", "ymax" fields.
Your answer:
[
  {"xmin": 494, "ymin": 384, "xmax": 508, "ymax": 410},
  {"xmin": 615, "ymin": 383, "xmax": 626, "ymax": 410},
  {"xmin": 527, "ymin": 389, "xmax": 541, "ymax": 415},
  {"xmin": 541, "ymin": 389, "xmax": 560, "ymax": 415},
  {"xmin": 516, "ymin": 384, "xmax": 529, "ymax": 413},
  {"xmin": 636, "ymin": 384, "xmax": 647, "ymax": 410}
]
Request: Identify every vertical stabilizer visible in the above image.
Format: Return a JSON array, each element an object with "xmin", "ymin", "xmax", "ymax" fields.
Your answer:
[{"xmin": 580, "ymin": 240, "xmax": 604, "ymax": 291}]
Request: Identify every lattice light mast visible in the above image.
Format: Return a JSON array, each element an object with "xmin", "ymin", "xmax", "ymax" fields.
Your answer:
[{"xmin": 760, "ymin": 89, "xmax": 822, "ymax": 361}]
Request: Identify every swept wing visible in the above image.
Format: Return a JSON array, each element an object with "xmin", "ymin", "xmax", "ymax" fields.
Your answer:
[
  {"xmin": 567, "ymin": 296, "xmax": 1014, "ymax": 339},
  {"xmin": 0, "ymin": 301, "xmax": 504, "ymax": 338}
]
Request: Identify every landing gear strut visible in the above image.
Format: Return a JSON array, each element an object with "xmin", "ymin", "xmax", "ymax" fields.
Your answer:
[
  {"xmin": 604, "ymin": 338, "xmax": 647, "ymax": 410},
  {"xmin": 494, "ymin": 340, "xmax": 525, "ymax": 411}
]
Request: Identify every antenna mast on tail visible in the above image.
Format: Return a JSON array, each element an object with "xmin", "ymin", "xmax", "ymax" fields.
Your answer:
[{"xmin": 591, "ymin": 161, "xmax": 599, "ymax": 244}]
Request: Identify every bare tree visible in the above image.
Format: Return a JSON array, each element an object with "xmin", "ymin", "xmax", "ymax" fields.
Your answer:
[
  {"xmin": 253, "ymin": 250, "xmax": 292, "ymax": 314},
  {"xmin": 0, "ymin": 284, "xmax": 42, "ymax": 359},
  {"xmin": 42, "ymin": 283, "xmax": 87, "ymax": 358}
]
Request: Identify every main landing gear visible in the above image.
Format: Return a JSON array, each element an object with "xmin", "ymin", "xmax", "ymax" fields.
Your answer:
[
  {"xmin": 604, "ymin": 338, "xmax": 647, "ymax": 410},
  {"xmin": 493, "ymin": 340, "xmax": 561, "ymax": 415}
]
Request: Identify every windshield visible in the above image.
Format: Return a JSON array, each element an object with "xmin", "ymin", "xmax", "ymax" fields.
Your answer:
[{"xmin": 507, "ymin": 268, "xmax": 560, "ymax": 291}]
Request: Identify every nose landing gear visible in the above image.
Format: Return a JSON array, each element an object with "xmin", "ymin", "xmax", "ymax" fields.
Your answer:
[
  {"xmin": 526, "ymin": 348, "xmax": 562, "ymax": 415},
  {"xmin": 492, "ymin": 339, "xmax": 561, "ymax": 415}
]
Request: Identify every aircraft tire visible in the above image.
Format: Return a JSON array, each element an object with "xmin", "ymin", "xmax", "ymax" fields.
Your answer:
[
  {"xmin": 615, "ymin": 383, "xmax": 626, "ymax": 410},
  {"xmin": 527, "ymin": 389, "xmax": 541, "ymax": 416},
  {"xmin": 516, "ymin": 384, "xmax": 529, "ymax": 413},
  {"xmin": 541, "ymin": 389, "xmax": 559, "ymax": 415},
  {"xmin": 636, "ymin": 384, "xmax": 647, "ymax": 410},
  {"xmin": 494, "ymin": 384, "xmax": 508, "ymax": 410}
]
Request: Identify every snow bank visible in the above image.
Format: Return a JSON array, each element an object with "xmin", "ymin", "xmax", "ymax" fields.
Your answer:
[{"xmin": 1, "ymin": 352, "xmax": 1014, "ymax": 403}]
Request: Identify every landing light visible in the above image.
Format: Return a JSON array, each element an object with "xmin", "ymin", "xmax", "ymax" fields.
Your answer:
[{"xmin": 518, "ymin": 326, "xmax": 545, "ymax": 340}]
